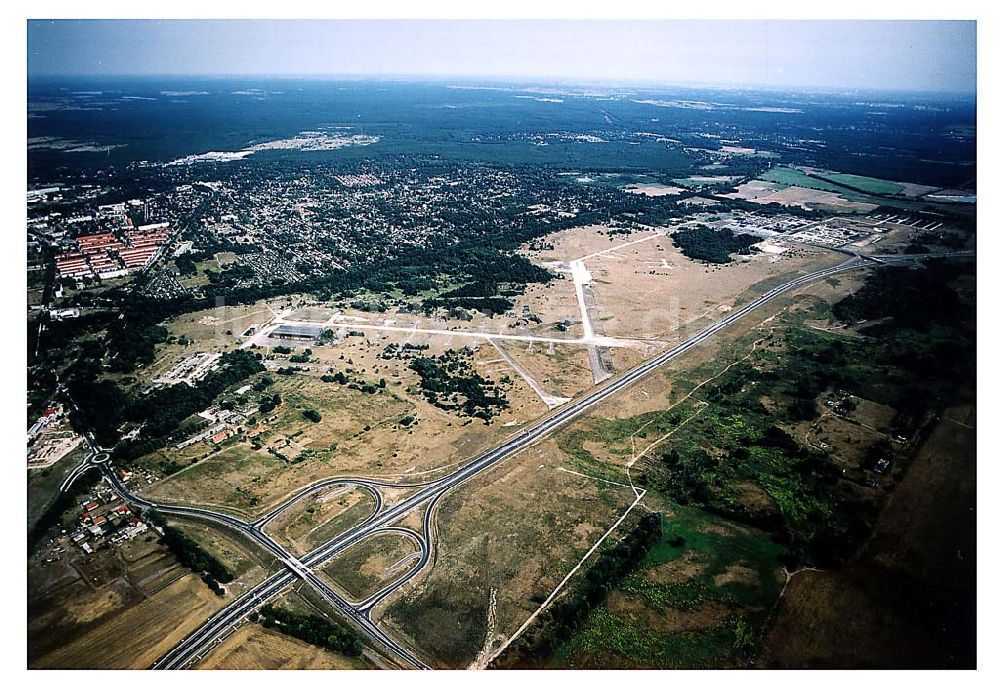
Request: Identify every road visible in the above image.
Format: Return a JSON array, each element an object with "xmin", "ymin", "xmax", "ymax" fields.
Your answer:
[{"xmin": 61, "ymin": 250, "xmax": 970, "ymax": 669}]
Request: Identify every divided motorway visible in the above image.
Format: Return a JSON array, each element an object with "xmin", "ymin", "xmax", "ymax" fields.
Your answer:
[{"xmin": 70, "ymin": 251, "xmax": 969, "ymax": 669}]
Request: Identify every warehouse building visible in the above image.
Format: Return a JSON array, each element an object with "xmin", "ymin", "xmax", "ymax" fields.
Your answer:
[{"xmin": 271, "ymin": 323, "xmax": 325, "ymax": 340}]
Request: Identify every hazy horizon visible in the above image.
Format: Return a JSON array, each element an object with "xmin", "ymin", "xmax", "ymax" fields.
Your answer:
[{"xmin": 28, "ymin": 20, "xmax": 977, "ymax": 94}]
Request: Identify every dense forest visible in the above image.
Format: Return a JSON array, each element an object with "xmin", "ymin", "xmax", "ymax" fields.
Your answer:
[{"xmin": 671, "ymin": 226, "xmax": 760, "ymax": 264}]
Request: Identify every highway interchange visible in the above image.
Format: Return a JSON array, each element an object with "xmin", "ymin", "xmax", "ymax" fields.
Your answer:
[{"xmin": 61, "ymin": 250, "xmax": 971, "ymax": 669}]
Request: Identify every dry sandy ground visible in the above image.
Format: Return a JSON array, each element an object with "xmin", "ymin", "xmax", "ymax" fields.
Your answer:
[
  {"xmin": 762, "ymin": 403, "xmax": 976, "ymax": 669},
  {"xmin": 193, "ymin": 624, "xmax": 373, "ymax": 669},
  {"xmin": 524, "ymin": 224, "xmax": 842, "ymax": 343},
  {"xmin": 139, "ymin": 334, "xmax": 554, "ymax": 516}
]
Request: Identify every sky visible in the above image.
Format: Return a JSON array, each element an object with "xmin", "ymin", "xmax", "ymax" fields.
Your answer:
[{"xmin": 27, "ymin": 19, "xmax": 977, "ymax": 93}]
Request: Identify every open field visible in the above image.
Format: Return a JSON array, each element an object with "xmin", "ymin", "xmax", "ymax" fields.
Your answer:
[
  {"xmin": 499, "ymin": 340, "xmax": 597, "ymax": 401},
  {"xmin": 27, "ymin": 444, "xmax": 89, "ymax": 533},
  {"xmin": 752, "ymin": 167, "xmax": 926, "ymax": 211},
  {"xmin": 322, "ymin": 531, "xmax": 422, "ymax": 601},
  {"xmin": 673, "ymin": 175, "xmax": 739, "ymax": 188},
  {"xmin": 136, "ymin": 298, "xmax": 294, "ymax": 386},
  {"xmin": 167, "ymin": 514, "xmax": 277, "ymax": 584},
  {"xmin": 818, "ymin": 172, "xmax": 904, "ymax": 195},
  {"xmin": 29, "ymin": 506, "xmax": 275, "ymax": 668},
  {"xmin": 136, "ymin": 344, "xmax": 555, "ymax": 514},
  {"xmin": 174, "ymin": 258, "xmax": 219, "ymax": 288},
  {"xmin": 193, "ymin": 623, "xmax": 373, "ymax": 669},
  {"xmin": 543, "ymin": 502, "xmax": 785, "ymax": 669},
  {"xmin": 32, "ymin": 573, "xmax": 226, "ymax": 669},
  {"xmin": 266, "ymin": 485, "xmax": 379, "ymax": 556},
  {"xmin": 381, "ymin": 438, "xmax": 637, "ymax": 668},
  {"xmin": 723, "ymin": 179, "xmax": 877, "ymax": 213},
  {"xmin": 621, "ymin": 183, "xmax": 686, "ymax": 196},
  {"xmin": 488, "ymin": 263, "xmax": 969, "ymax": 668},
  {"xmin": 526, "ymin": 224, "xmax": 842, "ymax": 343},
  {"xmin": 763, "ymin": 402, "xmax": 976, "ymax": 668}
]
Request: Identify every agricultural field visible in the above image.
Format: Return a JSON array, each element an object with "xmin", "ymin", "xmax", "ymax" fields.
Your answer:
[
  {"xmin": 817, "ymin": 172, "xmax": 905, "ymax": 196},
  {"xmin": 29, "ymin": 508, "xmax": 274, "ymax": 668},
  {"xmin": 193, "ymin": 624, "xmax": 374, "ymax": 669},
  {"xmin": 31, "ymin": 572, "xmax": 225, "ymax": 669},
  {"xmin": 723, "ymin": 178, "xmax": 878, "ymax": 213},
  {"xmin": 762, "ymin": 402, "xmax": 976, "ymax": 668},
  {"xmin": 752, "ymin": 167, "xmax": 927, "ymax": 211}
]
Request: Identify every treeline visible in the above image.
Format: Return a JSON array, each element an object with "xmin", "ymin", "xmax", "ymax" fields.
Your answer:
[
  {"xmin": 147, "ymin": 511, "xmax": 234, "ymax": 591},
  {"xmin": 421, "ymin": 295, "xmax": 513, "ymax": 316},
  {"xmin": 252, "ymin": 604, "xmax": 364, "ymax": 656},
  {"xmin": 832, "ymin": 261, "xmax": 969, "ymax": 330},
  {"xmin": 639, "ymin": 260, "xmax": 974, "ymax": 568},
  {"xmin": 67, "ymin": 349, "xmax": 265, "ymax": 454},
  {"xmin": 832, "ymin": 259, "xmax": 975, "ymax": 418},
  {"xmin": 492, "ymin": 513, "xmax": 662, "ymax": 668},
  {"xmin": 672, "ymin": 226, "xmax": 759, "ymax": 264}
]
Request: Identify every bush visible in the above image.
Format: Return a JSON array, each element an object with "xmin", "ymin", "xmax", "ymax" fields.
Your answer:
[{"xmin": 256, "ymin": 604, "xmax": 363, "ymax": 656}]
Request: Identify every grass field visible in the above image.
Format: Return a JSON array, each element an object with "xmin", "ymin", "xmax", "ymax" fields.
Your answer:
[
  {"xmin": 760, "ymin": 167, "xmax": 852, "ymax": 194},
  {"xmin": 546, "ymin": 502, "xmax": 785, "ymax": 669},
  {"xmin": 167, "ymin": 514, "xmax": 277, "ymax": 581},
  {"xmin": 322, "ymin": 531, "xmax": 421, "ymax": 600},
  {"xmin": 267, "ymin": 485, "xmax": 379, "ymax": 556},
  {"xmin": 27, "ymin": 444, "xmax": 89, "ymax": 533},
  {"xmin": 758, "ymin": 167, "xmax": 923, "ymax": 211},
  {"xmin": 524, "ymin": 223, "xmax": 842, "ymax": 343},
  {"xmin": 819, "ymin": 172, "xmax": 905, "ymax": 196},
  {"xmin": 138, "ymin": 339, "xmax": 559, "ymax": 515},
  {"xmin": 382, "ymin": 442, "xmax": 636, "ymax": 668}
]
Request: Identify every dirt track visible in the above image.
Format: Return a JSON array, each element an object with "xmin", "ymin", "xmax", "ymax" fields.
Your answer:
[{"xmin": 762, "ymin": 403, "xmax": 976, "ymax": 669}]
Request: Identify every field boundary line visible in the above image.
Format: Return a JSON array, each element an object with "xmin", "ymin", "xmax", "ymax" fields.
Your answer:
[{"xmin": 480, "ymin": 487, "xmax": 646, "ymax": 668}]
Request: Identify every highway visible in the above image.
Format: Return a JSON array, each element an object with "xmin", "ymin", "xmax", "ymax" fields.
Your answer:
[{"xmin": 62, "ymin": 250, "xmax": 970, "ymax": 669}]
